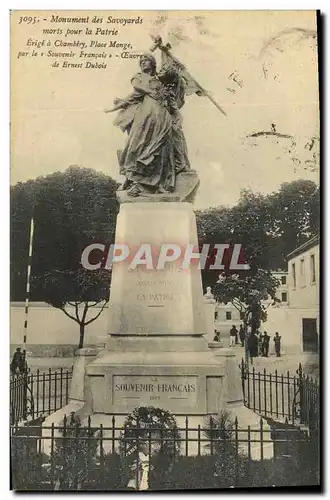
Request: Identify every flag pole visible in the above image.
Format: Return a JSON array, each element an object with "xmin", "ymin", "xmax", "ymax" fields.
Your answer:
[
  {"xmin": 22, "ymin": 216, "xmax": 34, "ymax": 367},
  {"xmin": 150, "ymin": 35, "xmax": 227, "ymax": 117}
]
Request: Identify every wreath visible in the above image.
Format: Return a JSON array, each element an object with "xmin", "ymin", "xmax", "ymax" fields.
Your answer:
[{"xmin": 119, "ymin": 406, "xmax": 181, "ymax": 459}]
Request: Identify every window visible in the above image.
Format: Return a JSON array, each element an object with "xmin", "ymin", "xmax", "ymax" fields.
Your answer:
[
  {"xmin": 281, "ymin": 276, "xmax": 287, "ymax": 285},
  {"xmin": 226, "ymin": 311, "xmax": 232, "ymax": 320},
  {"xmin": 310, "ymin": 254, "xmax": 316, "ymax": 283},
  {"xmin": 214, "ymin": 311, "xmax": 218, "ymax": 320},
  {"xmin": 292, "ymin": 263, "xmax": 296, "ymax": 288},
  {"xmin": 300, "ymin": 258, "xmax": 305, "ymax": 286},
  {"xmin": 240, "ymin": 311, "xmax": 245, "ymax": 320},
  {"xmin": 281, "ymin": 292, "xmax": 287, "ymax": 302}
]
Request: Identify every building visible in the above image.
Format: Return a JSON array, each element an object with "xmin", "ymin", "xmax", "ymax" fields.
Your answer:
[
  {"xmin": 214, "ymin": 303, "xmax": 242, "ymax": 340},
  {"xmin": 263, "ymin": 235, "xmax": 319, "ymax": 353},
  {"xmin": 286, "ymin": 235, "xmax": 319, "ymax": 352},
  {"xmin": 272, "ymin": 270, "xmax": 289, "ymax": 304},
  {"xmin": 213, "ymin": 271, "xmax": 288, "ymax": 343},
  {"xmin": 212, "ymin": 236, "xmax": 319, "ymax": 353}
]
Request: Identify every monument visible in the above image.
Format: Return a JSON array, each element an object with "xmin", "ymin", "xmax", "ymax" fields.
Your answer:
[{"xmin": 44, "ymin": 39, "xmax": 271, "ymax": 458}]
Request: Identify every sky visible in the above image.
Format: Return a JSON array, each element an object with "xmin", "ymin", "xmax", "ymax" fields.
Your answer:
[{"xmin": 10, "ymin": 10, "xmax": 319, "ymax": 209}]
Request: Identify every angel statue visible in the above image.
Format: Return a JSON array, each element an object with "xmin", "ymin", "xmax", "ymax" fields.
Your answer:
[
  {"xmin": 105, "ymin": 51, "xmax": 190, "ymax": 197},
  {"xmin": 105, "ymin": 36, "xmax": 226, "ymax": 198}
]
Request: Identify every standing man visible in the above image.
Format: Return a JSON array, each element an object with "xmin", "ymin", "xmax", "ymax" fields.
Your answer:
[
  {"xmin": 257, "ymin": 331, "xmax": 263, "ymax": 356},
  {"xmin": 213, "ymin": 330, "xmax": 221, "ymax": 342},
  {"xmin": 239, "ymin": 324, "xmax": 245, "ymax": 347},
  {"xmin": 229, "ymin": 325, "xmax": 238, "ymax": 347},
  {"xmin": 247, "ymin": 332, "xmax": 259, "ymax": 365},
  {"xmin": 10, "ymin": 348, "xmax": 24, "ymax": 375},
  {"xmin": 274, "ymin": 332, "xmax": 282, "ymax": 357},
  {"xmin": 262, "ymin": 331, "xmax": 270, "ymax": 357}
]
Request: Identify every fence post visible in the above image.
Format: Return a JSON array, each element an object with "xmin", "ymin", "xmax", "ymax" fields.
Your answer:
[
  {"xmin": 297, "ymin": 363, "xmax": 305, "ymax": 423},
  {"xmin": 22, "ymin": 372, "xmax": 28, "ymax": 421},
  {"xmin": 185, "ymin": 416, "xmax": 189, "ymax": 456},
  {"xmin": 234, "ymin": 417, "xmax": 238, "ymax": 486},
  {"xmin": 50, "ymin": 422, "xmax": 55, "ymax": 489},
  {"xmin": 112, "ymin": 415, "xmax": 115, "ymax": 455},
  {"xmin": 100, "ymin": 424, "xmax": 104, "ymax": 486},
  {"xmin": 259, "ymin": 418, "xmax": 264, "ymax": 462},
  {"xmin": 36, "ymin": 369, "xmax": 40, "ymax": 418},
  {"xmin": 210, "ymin": 416, "xmax": 213, "ymax": 456},
  {"xmin": 240, "ymin": 358, "xmax": 246, "ymax": 400},
  {"xmin": 197, "ymin": 424, "xmax": 201, "ymax": 456}
]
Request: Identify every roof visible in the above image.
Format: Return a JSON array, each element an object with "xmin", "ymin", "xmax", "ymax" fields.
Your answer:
[{"xmin": 287, "ymin": 235, "xmax": 319, "ymax": 260}]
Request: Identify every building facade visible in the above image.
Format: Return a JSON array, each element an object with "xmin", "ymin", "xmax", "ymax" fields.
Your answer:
[
  {"xmin": 272, "ymin": 270, "xmax": 289, "ymax": 304},
  {"xmin": 212, "ymin": 236, "xmax": 319, "ymax": 353},
  {"xmin": 286, "ymin": 235, "xmax": 319, "ymax": 352}
]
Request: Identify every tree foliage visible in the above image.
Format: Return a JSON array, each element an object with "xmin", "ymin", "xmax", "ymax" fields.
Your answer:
[
  {"xmin": 196, "ymin": 179, "xmax": 319, "ymax": 290},
  {"xmin": 213, "ymin": 271, "xmax": 280, "ymax": 333},
  {"xmin": 11, "ymin": 166, "xmax": 119, "ymax": 301},
  {"xmin": 11, "ymin": 166, "xmax": 119, "ymax": 348}
]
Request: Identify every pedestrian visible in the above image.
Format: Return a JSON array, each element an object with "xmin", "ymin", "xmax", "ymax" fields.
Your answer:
[
  {"xmin": 229, "ymin": 325, "xmax": 238, "ymax": 347},
  {"xmin": 239, "ymin": 324, "xmax": 245, "ymax": 346},
  {"xmin": 213, "ymin": 331, "xmax": 220, "ymax": 342},
  {"xmin": 262, "ymin": 331, "xmax": 270, "ymax": 357},
  {"xmin": 247, "ymin": 332, "xmax": 259, "ymax": 364},
  {"xmin": 257, "ymin": 331, "xmax": 263, "ymax": 356},
  {"xmin": 10, "ymin": 347, "xmax": 24, "ymax": 375},
  {"xmin": 274, "ymin": 332, "xmax": 281, "ymax": 357}
]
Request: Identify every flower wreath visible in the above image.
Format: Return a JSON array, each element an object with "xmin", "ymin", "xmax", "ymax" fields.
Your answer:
[{"xmin": 119, "ymin": 406, "xmax": 181, "ymax": 458}]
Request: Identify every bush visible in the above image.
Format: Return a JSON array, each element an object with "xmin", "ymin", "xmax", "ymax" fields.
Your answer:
[
  {"xmin": 159, "ymin": 455, "xmax": 218, "ymax": 490},
  {"xmin": 84, "ymin": 453, "xmax": 128, "ymax": 491},
  {"xmin": 50, "ymin": 412, "xmax": 98, "ymax": 490},
  {"xmin": 11, "ymin": 437, "xmax": 48, "ymax": 491}
]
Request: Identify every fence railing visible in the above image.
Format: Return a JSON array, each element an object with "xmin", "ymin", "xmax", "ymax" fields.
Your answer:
[
  {"xmin": 10, "ymin": 415, "xmax": 318, "ymax": 491},
  {"xmin": 240, "ymin": 361, "xmax": 319, "ymax": 429},
  {"xmin": 10, "ymin": 368, "xmax": 73, "ymax": 424}
]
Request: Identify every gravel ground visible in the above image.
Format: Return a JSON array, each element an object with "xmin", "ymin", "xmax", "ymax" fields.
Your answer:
[
  {"xmin": 24, "ymin": 357, "xmax": 75, "ymax": 373},
  {"xmin": 232, "ymin": 345, "xmax": 319, "ymax": 378}
]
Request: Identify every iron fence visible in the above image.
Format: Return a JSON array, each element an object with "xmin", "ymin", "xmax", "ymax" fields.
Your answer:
[
  {"xmin": 240, "ymin": 361, "xmax": 319, "ymax": 429},
  {"xmin": 10, "ymin": 368, "xmax": 73, "ymax": 424},
  {"xmin": 10, "ymin": 415, "xmax": 318, "ymax": 491}
]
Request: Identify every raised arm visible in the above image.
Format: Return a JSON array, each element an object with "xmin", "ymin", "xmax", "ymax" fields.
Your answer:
[{"xmin": 131, "ymin": 74, "xmax": 161, "ymax": 101}]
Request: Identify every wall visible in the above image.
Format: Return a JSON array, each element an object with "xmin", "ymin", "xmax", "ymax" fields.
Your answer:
[
  {"xmin": 214, "ymin": 304, "xmax": 242, "ymax": 340},
  {"xmin": 262, "ymin": 306, "xmax": 318, "ymax": 354},
  {"xmin": 214, "ymin": 301, "xmax": 317, "ymax": 354},
  {"xmin": 272, "ymin": 271, "xmax": 289, "ymax": 303},
  {"xmin": 10, "ymin": 302, "xmax": 108, "ymax": 356},
  {"xmin": 287, "ymin": 244, "xmax": 319, "ymax": 310}
]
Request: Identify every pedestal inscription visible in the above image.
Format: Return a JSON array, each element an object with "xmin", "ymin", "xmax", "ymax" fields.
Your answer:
[
  {"xmin": 108, "ymin": 202, "xmax": 207, "ymax": 336},
  {"xmin": 113, "ymin": 375, "xmax": 197, "ymax": 410}
]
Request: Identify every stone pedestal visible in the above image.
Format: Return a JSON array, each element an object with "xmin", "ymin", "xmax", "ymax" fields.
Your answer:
[
  {"xmin": 57, "ymin": 197, "xmax": 272, "ymax": 459},
  {"xmin": 86, "ymin": 201, "xmax": 226, "ymax": 417},
  {"xmin": 107, "ymin": 202, "xmax": 206, "ymax": 336}
]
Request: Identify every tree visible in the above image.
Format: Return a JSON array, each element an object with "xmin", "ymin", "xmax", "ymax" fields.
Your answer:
[
  {"xmin": 196, "ymin": 180, "xmax": 319, "ymax": 290},
  {"xmin": 265, "ymin": 180, "xmax": 320, "ymax": 269},
  {"xmin": 11, "ymin": 166, "xmax": 119, "ymax": 301},
  {"xmin": 34, "ymin": 268, "xmax": 111, "ymax": 349},
  {"xmin": 213, "ymin": 270, "xmax": 280, "ymax": 334}
]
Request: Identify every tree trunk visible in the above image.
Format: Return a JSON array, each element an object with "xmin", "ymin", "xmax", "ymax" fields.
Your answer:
[{"xmin": 78, "ymin": 323, "xmax": 85, "ymax": 349}]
